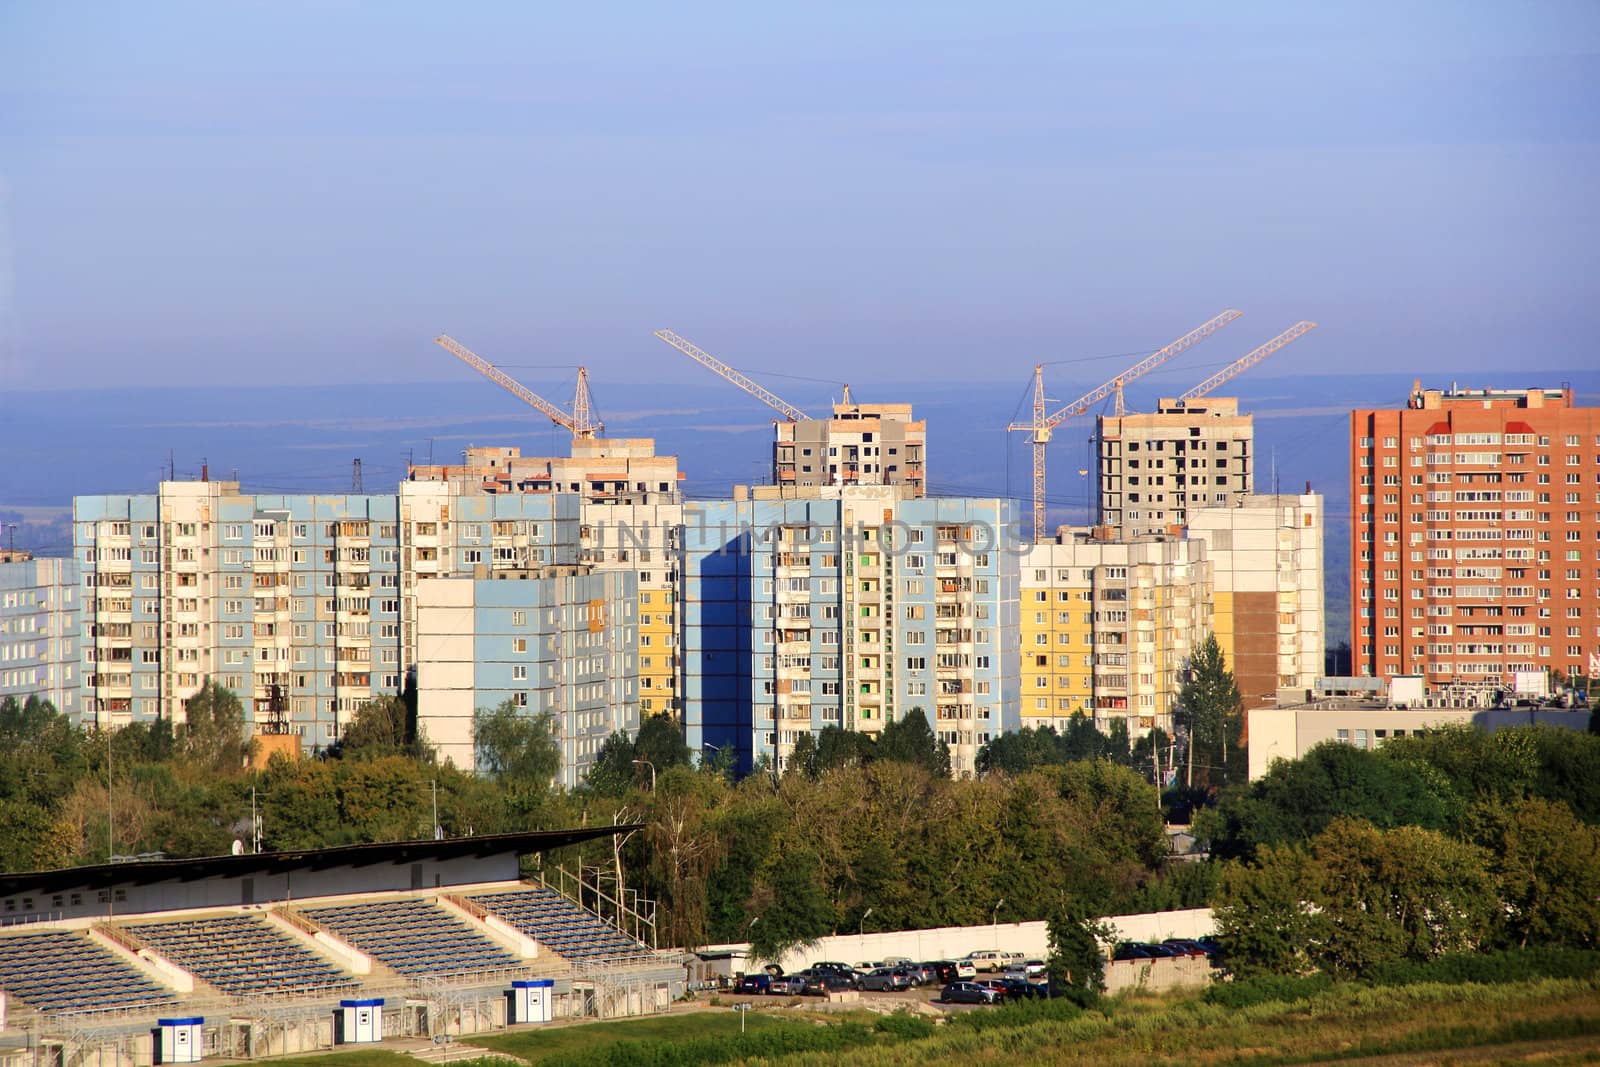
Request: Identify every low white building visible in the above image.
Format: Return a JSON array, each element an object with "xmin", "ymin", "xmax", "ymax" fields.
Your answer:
[{"xmin": 1248, "ymin": 676, "xmax": 1590, "ymax": 779}]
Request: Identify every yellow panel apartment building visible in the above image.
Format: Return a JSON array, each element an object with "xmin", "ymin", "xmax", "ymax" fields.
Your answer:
[{"xmin": 1019, "ymin": 531, "xmax": 1211, "ymax": 736}]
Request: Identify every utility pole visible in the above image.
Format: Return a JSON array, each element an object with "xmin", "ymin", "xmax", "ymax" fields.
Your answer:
[{"xmin": 432, "ymin": 779, "xmax": 441, "ymax": 840}]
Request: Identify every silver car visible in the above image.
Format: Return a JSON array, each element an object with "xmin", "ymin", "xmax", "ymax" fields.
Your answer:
[{"xmin": 858, "ymin": 967, "xmax": 912, "ymax": 992}]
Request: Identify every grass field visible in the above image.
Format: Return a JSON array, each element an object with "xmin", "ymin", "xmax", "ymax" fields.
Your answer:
[
  {"xmin": 238, "ymin": 975, "xmax": 1600, "ymax": 1067},
  {"xmin": 465, "ymin": 1008, "xmax": 824, "ymax": 1062}
]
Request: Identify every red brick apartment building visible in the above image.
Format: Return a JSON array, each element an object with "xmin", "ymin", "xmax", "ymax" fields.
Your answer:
[{"xmin": 1350, "ymin": 383, "xmax": 1600, "ymax": 685}]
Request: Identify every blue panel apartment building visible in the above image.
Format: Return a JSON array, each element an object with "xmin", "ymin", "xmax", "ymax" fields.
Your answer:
[
  {"xmin": 415, "ymin": 568, "xmax": 639, "ymax": 788},
  {"xmin": 0, "ymin": 556, "xmax": 81, "ymax": 717},
  {"xmin": 680, "ymin": 487, "xmax": 1019, "ymax": 776}
]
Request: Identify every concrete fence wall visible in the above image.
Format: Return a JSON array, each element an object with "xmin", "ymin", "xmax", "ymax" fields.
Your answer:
[{"xmin": 753, "ymin": 907, "xmax": 1214, "ymax": 974}]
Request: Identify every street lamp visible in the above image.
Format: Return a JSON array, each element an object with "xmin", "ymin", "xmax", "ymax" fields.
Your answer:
[
  {"xmin": 993, "ymin": 898, "xmax": 1005, "ymax": 950},
  {"xmin": 859, "ymin": 907, "xmax": 873, "ymax": 937},
  {"xmin": 632, "ymin": 758, "xmax": 656, "ymax": 791}
]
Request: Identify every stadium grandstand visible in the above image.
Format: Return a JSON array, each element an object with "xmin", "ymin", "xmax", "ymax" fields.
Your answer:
[{"xmin": 0, "ymin": 829, "xmax": 684, "ymax": 1067}]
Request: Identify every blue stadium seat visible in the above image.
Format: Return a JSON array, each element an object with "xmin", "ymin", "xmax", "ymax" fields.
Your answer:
[{"xmin": 0, "ymin": 931, "xmax": 176, "ymax": 1015}]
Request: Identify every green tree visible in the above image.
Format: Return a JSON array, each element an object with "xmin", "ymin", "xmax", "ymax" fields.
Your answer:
[
  {"xmin": 1177, "ymin": 634, "xmax": 1242, "ymax": 789},
  {"xmin": 785, "ymin": 732, "xmax": 817, "ymax": 780},
  {"xmin": 1477, "ymin": 797, "xmax": 1600, "ymax": 950},
  {"xmin": 586, "ymin": 732, "xmax": 638, "ymax": 796},
  {"xmin": 976, "ymin": 725, "xmax": 1063, "ymax": 775},
  {"xmin": 336, "ymin": 696, "xmax": 432, "ymax": 762},
  {"xmin": 1215, "ymin": 842, "xmax": 1321, "ymax": 976},
  {"xmin": 876, "ymin": 707, "xmax": 950, "ymax": 777},
  {"xmin": 748, "ymin": 842, "xmax": 834, "ymax": 961},
  {"xmin": 634, "ymin": 714, "xmax": 690, "ymax": 770},
  {"xmin": 1199, "ymin": 741, "xmax": 1452, "ymax": 860},
  {"xmin": 473, "ymin": 701, "xmax": 560, "ymax": 792},
  {"xmin": 178, "ymin": 680, "xmax": 253, "ymax": 774},
  {"xmin": 1310, "ymin": 818, "xmax": 1495, "ymax": 977},
  {"xmin": 1046, "ymin": 905, "xmax": 1109, "ymax": 1004},
  {"xmin": 813, "ymin": 726, "xmax": 873, "ymax": 774}
]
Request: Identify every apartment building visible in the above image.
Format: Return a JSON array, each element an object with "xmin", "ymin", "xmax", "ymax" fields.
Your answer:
[
  {"xmin": 0, "ymin": 555, "xmax": 81, "ymax": 716},
  {"xmin": 679, "ymin": 486, "xmax": 1018, "ymax": 776},
  {"xmin": 408, "ymin": 439, "xmax": 684, "ymax": 505},
  {"xmin": 414, "ymin": 567, "xmax": 638, "ymax": 787},
  {"xmin": 414, "ymin": 443, "xmax": 686, "ymax": 719},
  {"xmin": 774, "ymin": 401, "xmax": 926, "ymax": 496},
  {"xmin": 1350, "ymin": 384, "xmax": 1600, "ymax": 684},
  {"xmin": 581, "ymin": 502, "xmax": 683, "ymax": 718},
  {"xmin": 1019, "ymin": 531, "xmax": 1210, "ymax": 736},
  {"xmin": 74, "ymin": 480, "xmax": 582, "ymax": 746},
  {"xmin": 1188, "ymin": 492, "xmax": 1325, "ymax": 708},
  {"xmin": 1098, "ymin": 398, "xmax": 1254, "ymax": 538}
]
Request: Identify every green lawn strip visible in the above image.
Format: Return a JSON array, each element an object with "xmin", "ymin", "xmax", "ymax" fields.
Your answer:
[
  {"xmin": 758, "ymin": 977, "xmax": 1600, "ymax": 1067},
  {"xmin": 465, "ymin": 1008, "xmax": 873, "ymax": 1065},
  {"xmin": 244, "ymin": 1053, "xmax": 427, "ymax": 1067}
]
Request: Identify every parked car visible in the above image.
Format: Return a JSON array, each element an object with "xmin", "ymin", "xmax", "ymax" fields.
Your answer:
[
  {"xmin": 997, "ymin": 951, "xmax": 1026, "ymax": 968},
  {"xmin": 859, "ymin": 968, "xmax": 913, "ymax": 992},
  {"xmin": 940, "ymin": 981, "xmax": 1001, "ymax": 1005},
  {"xmin": 1112, "ymin": 942, "xmax": 1158, "ymax": 961},
  {"xmin": 928, "ymin": 961, "xmax": 960, "ymax": 984},
  {"xmin": 905, "ymin": 962, "xmax": 937, "ymax": 986},
  {"xmin": 953, "ymin": 960, "xmax": 978, "ymax": 979},
  {"xmin": 1004, "ymin": 959, "xmax": 1048, "ymax": 980},
  {"xmin": 1161, "ymin": 939, "xmax": 1207, "ymax": 958},
  {"xmin": 812, "ymin": 960, "xmax": 857, "ymax": 976},
  {"xmin": 768, "ymin": 974, "xmax": 807, "ymax": 995},
  {"xmin": 995, "ymin": 977, "xmax": 1048, "ymax": 1000},
  {"xmin": 973, "ymin": 978, "xmax": 1012, "ymax": 999},
  {"xmin": 962, "ymin": 950, "xmax": 1004, "ymax": 972},
  {"xmin": 804, "ymin": 970, "xmax": 856, "ymax": 994},
  {"xmin": 881, "ymin": 956, "xmax": 915, "ymax": 969},
  {"xmin": 736, "ymin": 973, "xmax": 771, "ymax": 994}
]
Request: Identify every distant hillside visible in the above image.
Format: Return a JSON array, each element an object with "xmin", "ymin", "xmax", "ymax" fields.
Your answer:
[{"xmin": 6, "ymin": 369, "xmax": 1598, "ymax": 656}]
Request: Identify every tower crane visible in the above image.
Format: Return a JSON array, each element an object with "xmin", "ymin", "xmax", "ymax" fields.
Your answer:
[
  {"xmin": 1173, "ymin": 321, "xmax": 1316, "ymax": 405},
  {"xmin": 434, "ymin": 334, "xmax": 602, "ymax": 439},
  {"xmin": 1007, "ymin": 310, "xmax": 1243, "ymax": 544},
  {"xmin": 653, "ymin": 329, "xmax": 811, "ymax": 422}
]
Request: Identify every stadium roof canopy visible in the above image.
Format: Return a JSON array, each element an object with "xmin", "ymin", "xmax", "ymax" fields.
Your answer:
[{"xmin": 0, "ymin": 827, "xmax": 638, "ymax": 898}]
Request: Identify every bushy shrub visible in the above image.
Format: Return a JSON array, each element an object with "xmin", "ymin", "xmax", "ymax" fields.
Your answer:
[
  {"xmin": 947, "ymin": 995, "xmax": 1084, "ymax": 1034},
  {"xmin": 1367, "ymin": 947, "xmax": 1600, "ymax": 988},
  {"xmin": 874, "ymin": 1011, "xmax": 935, "ymax": 1040},
  {"xmin": 1203, "ymin": 972, "xmax": 1333, "ymax": 1009}
]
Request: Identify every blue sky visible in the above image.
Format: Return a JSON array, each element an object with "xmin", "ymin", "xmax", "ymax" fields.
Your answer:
[{"xmin": 2, "ymin": 1, "xmax": 1597, "ymax": 394}]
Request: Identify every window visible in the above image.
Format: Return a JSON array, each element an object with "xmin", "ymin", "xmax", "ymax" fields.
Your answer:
[{"xmin": 512, "ymin": 638, "xmax": 528, "ymax": 654}]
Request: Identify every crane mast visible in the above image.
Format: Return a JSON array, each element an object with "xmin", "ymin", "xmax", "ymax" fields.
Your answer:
[
  {"xmin": 434, "ymin": 334, "xmax": 601, "ymax": 438},
  {"xmin": 1008, "ymin": 310, "xmax": 1242, "ymax": 543},
  {"xmin": 653, "ymin": 329, "xmax": 810, "ymax": 422},
  {"xmin": 1174, "ymin": 321, "xmax": 1316, "ymax": 404}
]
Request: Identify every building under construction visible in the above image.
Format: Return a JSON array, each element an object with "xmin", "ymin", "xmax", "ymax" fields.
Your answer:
[
  {"xmin": 655, "ymin": 330, "xmax": 926, "ymax": 496},
  {"xmin": 1097, "ymin": 397, "xmax": 1255, "ymax": 538}
]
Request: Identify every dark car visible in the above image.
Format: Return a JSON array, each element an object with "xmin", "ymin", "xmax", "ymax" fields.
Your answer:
[
  {"xmin": 940, "ymin": 981, "xmax": 1000, "ymax": 1005},
  {"xmin": 799, "ymin": 969, "xmax": 856, "ymax": 994},
  {"xmin": 994, "ymin": 977, "xmax": 1047, "ymax": 1000},
  {"xmin": 928, "ymin": 961, "xmax": 961, "ymax": 984},
  {"xmin": 736, "ymin": 973, "xmax": 771, "ymax": 994},
  {"xmin": 1162, "ymin": 938, "xmax": 1208, "ymax": 958},
  {"xmin": 1112, "ymin": 942, "xmax": 1158, "ymax": 961}
]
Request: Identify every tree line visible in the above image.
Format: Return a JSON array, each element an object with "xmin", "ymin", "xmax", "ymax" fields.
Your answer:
[{"xmin": 4, "ymin": 634, "xmax": 1598, "ymax": 983}]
